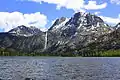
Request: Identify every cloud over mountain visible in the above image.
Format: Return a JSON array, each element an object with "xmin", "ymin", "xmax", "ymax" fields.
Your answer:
[
  {"xmin": 99, "ymin": 14, "xmax": 120, "ymax": 25},
  {"xmin": 84, "ymin": 1, "xmax": 107, "ymax": 10},
  {"xmin": 0, "ymin": 12, "xmax": 47, "ymax": 32}
]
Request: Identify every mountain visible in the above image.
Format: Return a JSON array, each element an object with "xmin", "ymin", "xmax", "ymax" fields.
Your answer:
[
  {"xmin": 0, "ymin": 25, "xmax": 45, "ymax": 53},
  {"xmin": 8, "ymin": 25, "xmax": 42, "ymax": 37},
  {"xmin": 0, "ymin": 12, "xmax": 119, "ymax": 55},
  {"xmin": 46, "ymin": 12, "xmax": 113, "ymax": 53}
]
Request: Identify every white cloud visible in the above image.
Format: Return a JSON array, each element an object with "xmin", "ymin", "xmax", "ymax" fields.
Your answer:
[
  {"xmin": 119, "ymin": 14, "xmax": 120, "ymax": 18},
  {"xmin": 0, "ymin": 12, "xmax": 47, "ymax": 32},
  {"xmin": 84, "ymin": 1, "xmax": 107, "ymax": 10},
  {"xmin": 110, "ymin": 0, "xmax": 120, "ymax": 5},
  {"xmin": 39, "ymin": 0, "xmax": 85, "ymax": 11},
  {"xmin": 99, "ymin": 15, "xmax": 120, "ymax": 25},
  {"xmin": 94, "ymin": 11, "xmax": 101, "ymax": 15},
  {"xmin": 24, "ymin": 0, "xmax": 107, "ymax": 11}
]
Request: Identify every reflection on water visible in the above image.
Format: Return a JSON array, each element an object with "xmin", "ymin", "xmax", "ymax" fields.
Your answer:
[{"xmin": 0, "ymin": 57, "xmax": 120, "ymax": 80}]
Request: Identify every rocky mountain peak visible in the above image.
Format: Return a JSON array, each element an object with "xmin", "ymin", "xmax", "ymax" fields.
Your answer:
[
  {"xmin": 115, "ymin": 22, "xmax": 120, "ymax": 29},
  {"xmin": 49, "ymin": 17, "xmax": 68, "ymax": 31},
  {"xmin": 49, "ymin": 12, "xmax": 111, "ymax": 37},
  {"xmin": 50, "ymin": 12, "xmax": 105, "ymax": 30},
  {"xmin": 69, "ymin": 12, "xmax": 104, "ymax": 27},
  {"xmin": 54, "ymin": 17, "xmax": 66, "ymax": 26},
  {"xmin": 8, "ymin": 25, "xmax": 42, "ymax": 37}
]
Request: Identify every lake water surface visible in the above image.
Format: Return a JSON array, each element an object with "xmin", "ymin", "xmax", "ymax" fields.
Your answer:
[{"xmin": 0, "ymin": 57, "xmax": 120, "ymax": 80}]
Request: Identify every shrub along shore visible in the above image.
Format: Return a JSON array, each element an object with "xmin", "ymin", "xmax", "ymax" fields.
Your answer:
[{"xmin": 0, "ymin": 48, "xmax": 120, "ymax": 57}]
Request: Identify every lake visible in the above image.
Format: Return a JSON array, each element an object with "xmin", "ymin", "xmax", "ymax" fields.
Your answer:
[{"xmin": 0, "ymin": 57, "xmax": 120, "ymax": 80}]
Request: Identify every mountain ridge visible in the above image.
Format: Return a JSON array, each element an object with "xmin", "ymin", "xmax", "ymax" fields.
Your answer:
[
  {"xmin": 0, "ymin": 12, "xmax": 120, "ymax": 55},
  {"xmin": 8, "ymin": 25, "xmax": 42, "ymax": 37}
]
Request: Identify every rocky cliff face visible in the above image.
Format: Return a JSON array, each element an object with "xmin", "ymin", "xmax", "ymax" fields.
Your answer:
[{"xmin": 0, "ymin": 12, "xmax": 119, "ymax": 54}]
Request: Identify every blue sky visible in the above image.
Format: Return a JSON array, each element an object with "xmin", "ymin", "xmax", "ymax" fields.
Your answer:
[{"xmin": 0, "ymin": 0, "xmax": 120, "ymax": 32}]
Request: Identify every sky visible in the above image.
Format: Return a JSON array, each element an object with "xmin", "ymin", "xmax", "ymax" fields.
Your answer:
[{"xmin": 0, "ymin": 0, "xmax": 120, "ymax": 32}]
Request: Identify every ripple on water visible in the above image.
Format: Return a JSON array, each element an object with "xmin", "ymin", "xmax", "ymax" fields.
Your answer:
[{"xmin": 0, "ymin": 57, "xmax": 120, "ymax": 80}]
